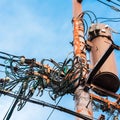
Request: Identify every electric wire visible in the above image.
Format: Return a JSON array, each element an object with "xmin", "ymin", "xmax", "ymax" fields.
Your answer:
[
  {"xmin": 46, "ymin": 96, "xmax": 62, "ymax": 120},
  {"xmin": 106, "ymin": 0, "xmax": 120, "ymax": 7},
  {"xmin": 3, "ymin": 99, "xmax": 18, "ymax": 120},
  {"xmin": 0, "ymin": 7, "xmax": 119, "ymax": 119},
  {"xmin": 0, "ymin": 45, "xmax": 119, "ymax": 119},
  {"xmin": 0, "ymin": 50, "xmax": 85, "ymax": 108},
  {"xmin": 93, "ymin": 17, "xmax": 120, "ymax": 23},
  {"xmin": 0, "ymin": 51, "xmax": 21, "ymax": 58},
  {"xmin": 100, "ymin": 19, "xmax": 120, "ymax": 24},
  {"xmin": 0, "ymin": 89, "xmax": 93, "ymax": 120},
  {"xmin": 3, "ymin": 84, "xmax": 23, "ymax": 120},
  {"xmin": 83, "ymin": 11, "xmax": 98, "ymax": 23},
  {"xmin": 97, "ymin": 0, "xmax": 120, "ymax": 12},
  {"xmin": 76, "ymin": 11, "xmax": 98, "ymax": 39},
  {"xmin": 91, "ymin": 17, "xmax": 120, "ymax": 34}
]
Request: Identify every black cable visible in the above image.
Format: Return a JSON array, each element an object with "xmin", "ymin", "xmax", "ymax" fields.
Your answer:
[
  {"xmin": 84, "ymin": 11, "xmax": 98, "ymax": 23},
  {"xmin": 100, "ymin": 19, "xmax": 120, "ymax": 23},
  {"xmin": 0, "ymin": 51, "xmax": 21, "ymax": 58},
  {"xmin": 46, "ymin": 96, "xmax": 62, "ymax": 120},
  {"xmin": 106, "ymin": 0, "xmax": 120, "ymax": 7},
  {"xmin": 3, "ymin": 85, "xmax": 23, "ymax": 120},
  {"xmin": 76, "ymin": 11, "xmax": 98, "ymax": 38},
  {"xmin": 102, "ymin": 19, "xmax": 120, "ymax": 22},
  {"xmin": 0, "ymin": 63, "xmax": 10, "ymax": 68},
  {"xmin": 0, "ymin": 90, "xmax": 93, "ymax": 120},
  {"xmin": 82, "ymin": 18, "xmax": 89, "ymax": 37},
  {"xmin": 93, "ymin": 17, "xmax": 120, "ymax": 23},
  {"xmin": 97, "ymin": 0, "xmax": 120, "ymax": 12},
  {"xmin": 97, "ymin": 0, "xmax": 111, "ymax": 7}
]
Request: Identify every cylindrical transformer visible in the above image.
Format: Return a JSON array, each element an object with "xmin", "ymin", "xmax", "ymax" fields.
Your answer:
[{"xmin": 88, "ymin": 23, "xmax": 119, "ymax": 95}]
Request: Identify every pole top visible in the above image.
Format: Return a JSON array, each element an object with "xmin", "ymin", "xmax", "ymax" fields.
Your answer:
[
  {"xmin": 77, "ymin": 0, "xmax": 83, "ymax": 3},
  {"xmin": 73, "ymin": 0, "xmax": 82, "ymax": 18}
]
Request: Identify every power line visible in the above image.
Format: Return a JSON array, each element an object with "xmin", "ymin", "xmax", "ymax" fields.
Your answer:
[
  {"xmin": 46, "ymin": 96, "xmax": 62, "ymax": 120},
  {"xmin": 0, "ymin": 89, "xmax": 93, "ymax": 120},
  {"xmin": 97, "ymin": 0, "xmax": 120, "ymax": 12},
  {"xmin": 3, "ymin": 85, "xmax": 23, "ymax": 120},
  {"xmin": 106, "ymin": 0, "xmax": 120, "ymax": 7}
]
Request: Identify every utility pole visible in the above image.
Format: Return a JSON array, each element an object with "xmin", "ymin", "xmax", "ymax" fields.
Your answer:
[
  {"xmin": 0, "ymin": 1, "xmax": 120, "ymax": 120},
  {"xmin": 72, "ymin": 0, "xmax": 93, "ymax": 120}
]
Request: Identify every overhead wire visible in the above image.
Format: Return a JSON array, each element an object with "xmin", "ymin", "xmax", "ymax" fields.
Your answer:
[
  {"xmin": 3, "ymin": 84, "xmax": 23, "ymax": 120},
  {"xmin": 76, "ymin": 11, "xmax": 98, "ymax": 39},
  {"xmin": 92, "ymin": 17, "xmax": 120, "ymax": 34},
  {"xmin": 0, "ymin": 5, "xmax": 119, "ymax": 119},
  {"xmin": 97, "ymin": 0, "xmax": 120, "ymax": 12},
  {"xmin": 106, "ymin": 0, "xmax": 120, "ymax": 7},
  {"xmin": 93, "ymin": 17, "xmax": 120, "ymax": 23},
  {"xmin": 0, "ymin": 50, "xmax": 84, "ymax": 108},
  {"xmin": 46, "ymin": 96, "xmax": 62, "ymax": 120},
  {"xmin": 100, "ymin": 19, "xmax": 120, "ymax": 24},
  {"xmin": 0, "ymin": 51, "xmax": 21, "ymax": 58},
  {"xmin": 0, "ymin": 89, "xmax": 93, "ymax": 120}
]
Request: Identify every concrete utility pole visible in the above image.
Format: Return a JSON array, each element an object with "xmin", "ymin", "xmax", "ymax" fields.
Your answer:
[{"xmin": 72, "ymin": 0, "xmax": 93, "ymax": 120}]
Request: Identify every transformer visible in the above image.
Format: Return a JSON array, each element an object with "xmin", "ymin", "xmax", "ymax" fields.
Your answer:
[{"xmin": 88, "ymin": 23, "xmax": 119, "ymax": 95}]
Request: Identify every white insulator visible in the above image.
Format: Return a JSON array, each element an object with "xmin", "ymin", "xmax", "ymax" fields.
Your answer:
[
  {"xmin": 113, "ymin": 116, "xmax": 118, "ymax": 120},
  {"xmin": 96, "ymin": 25, "xmax": 100, "ymax": 30},
  {"xmin": 30, "ymin": 87, "xmax": 35, "ymax": 93},
  {"xmin": 23, "ymin": 82, "xmax": 27, "ymax": 89},
  {"xmin": 105, "ymin": 25, "xmax": 109, "ymax": 29},
  {"xmin": 101, "ymin": 29, "xmax": 106, "ymax": 33},
  {"xmin": 20, "ymin": 56, "xmax": 25, "ymax": 64},
  {"xmin": 38, "ymin": 85, "xmax": 42, "ymax": 89},
  {"xmin": 5, "ymin": 77, "xmax": 10, "ymax": 82}
]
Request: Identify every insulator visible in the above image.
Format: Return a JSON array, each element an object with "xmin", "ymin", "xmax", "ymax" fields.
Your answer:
[
  {"xmin": 113, "ymin": 116, "xmax": 118, "ymax": 120},
  {"xmin": 4, "ymin": 77, "xmax": 10, "ymax": 82},
  {"xmin": 37, "ymin": 86, "xmax": 43, "ymax": 96},
  {"xmin": 23, "ymin": 82, "xmax": 27, "ymax": 89},
  {"xmin": 20, "ymin": 56, "xmax": 25, "ymax": 64},
  {"xmin": 38, "ymin": 85, "xmax": 42, "ymax": 90},
  {"xmin": 29, "ymin": 87, "xmax": 35, "ymax": 94}
]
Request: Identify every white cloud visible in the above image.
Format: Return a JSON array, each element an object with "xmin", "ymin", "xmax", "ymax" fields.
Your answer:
[{"xmin": 0, "ymin": 0, "xmax": 72, "ymax": 61}]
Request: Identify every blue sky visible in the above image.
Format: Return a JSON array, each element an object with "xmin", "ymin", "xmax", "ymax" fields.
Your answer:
[{"xmin": 0, "ymin": 0, "xmax": 120, "ymax": 120}]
